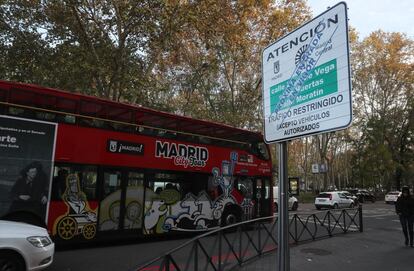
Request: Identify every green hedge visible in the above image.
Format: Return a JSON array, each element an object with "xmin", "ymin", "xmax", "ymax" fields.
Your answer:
[{"xmin": 297, "ymin": 192, "xmax": 316, "ymax": 203}]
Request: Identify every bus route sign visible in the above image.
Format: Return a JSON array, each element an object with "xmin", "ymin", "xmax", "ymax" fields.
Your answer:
[{"xmin": 262, "ymin": 2, "xmax": 352, "ymax": 143}]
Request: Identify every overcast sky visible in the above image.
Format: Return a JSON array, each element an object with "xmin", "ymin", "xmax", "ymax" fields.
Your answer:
[{"xmin": 306, "ymin": 0, "xmax": 414, "ymax": 39}]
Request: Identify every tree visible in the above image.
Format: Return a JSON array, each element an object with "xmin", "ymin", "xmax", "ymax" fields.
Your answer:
[
  {"xmin": 0, "ymin": 0, "xmax": 182, "ymax": 110},
  {"xmin": 351, "ymin": 31, "xmax": 414, "ymax": 190},
  {"xmin": 157, "ymin": 0, "xmax": 311, "ymax": 129},
  {"xmin": 0, "ymin": 0, "xmax": 312, "ymax": 125}
]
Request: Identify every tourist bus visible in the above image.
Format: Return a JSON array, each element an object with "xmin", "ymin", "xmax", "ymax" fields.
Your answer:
[{"xmin": 0, "ymin": 80, "xmax": 273, "ymax": 243}]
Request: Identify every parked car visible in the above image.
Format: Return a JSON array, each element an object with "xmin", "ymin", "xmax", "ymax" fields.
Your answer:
[
  {"xmin": 348, "ymin": 189, "xmax": 376, "ymax": 203},
  {"xmin": 357, "ymin": 190, "xmax": 377, "ymax": 203},
  {"xmin": 273, "ymin": 186, "xmax": 299, "ymax": 211},
  {"xmin": 315, "ymin": 191, "xmax": 355, "ymax": 210},
  {"xmin": 0, "ymin": 220, "xmax": 54, "ymax": 271},
  {"xmin": 385, "ymin": 191, "xmax": 401, "ymax": 204},
  {"xmin": 338, "ymin": 191, "xmax": 359, "ymax": 206}
]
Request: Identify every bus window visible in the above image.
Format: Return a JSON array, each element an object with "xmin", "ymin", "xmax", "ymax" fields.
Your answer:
[
  {"xmin": 148, "ymin": 173, "xmax": 181, "ymax": 194},
  {"xmin": 256, "ymin": 178, "xmax": 271, "ymax": 216},
  {"xmin": 237, "ymin": 177, "xmax": 253, "ymax": 198},
  {"xmin": 251, "ymin": 142, "xmax": 270, "ymax": 161},
  {"xmin": 49, "ymin": 165, "xmax": 99, "ymax": 240},
  {"xmin": 124, "ymin": 171, "xmax": 144, "ymax": 230},
  {"xmin": 103, "ymin": 171, "xmax": 121, "ymax": 197},
  {"xmin": 144, "ymin": 172, "xmax": 211, "ymax": 233},
  {"xmin": 207, "ymin": 176, "xmax": 224, "ymax": 200},
  {"xmin": 8, "ymin": 107, "xmax": 28, "ymax": 117},
  {"xmin": 79, "ymin": 117, "xmax": 105, "ymax": 128},
  {"xmin": 35, "ymin": 111, "xmax": 56, "ymax": 121},
  {"xmin": 61, "ymin": 114, "xmax": 76, "ymax": 124},
  {"xmin": 147, "ymin": 172, "xmax": 208, "ymax": 202},
  {"xmin": 128, "ymin": 172, "xmax": 144, "ymax": 186},
  {"xmin": 99, "ymin": 170, "xmax": 122, "ymax": 231},
  {"xmin": 236, "ymin": 177, "xmax": 255, "ymax": 220},
  {"xmin": 82, "ymin": 168, "xmax": 97, "ymax": 199},
  {"xmin": 255, "ymin": 178, "xmax": 270, "ymax": 199},
  {"xmin": 51, "ymin": 165, "xmax": 98, "ymax": 201}
]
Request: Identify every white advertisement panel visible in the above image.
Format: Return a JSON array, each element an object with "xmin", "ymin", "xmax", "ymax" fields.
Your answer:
[{"xmin": 0, "ymin": 115, "xmax": 57, "ymax": 222}]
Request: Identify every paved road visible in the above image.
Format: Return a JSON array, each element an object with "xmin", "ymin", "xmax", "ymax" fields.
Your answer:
[
  {"xmin": 47, "ymin": 202, "xmax": 401, "ymax": 271},
  {"xmin": 240, "ymin": 202, "xmax": 414, "ymax": 271}
]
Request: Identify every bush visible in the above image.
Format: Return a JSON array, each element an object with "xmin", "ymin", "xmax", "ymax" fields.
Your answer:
[{"xmin": 297, "ymin": 192, "xmax": 316, "ymax": 203}]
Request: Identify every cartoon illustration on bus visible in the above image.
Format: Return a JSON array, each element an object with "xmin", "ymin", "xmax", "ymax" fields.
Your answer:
[
  {"xmin": 53, "ymin": 173, "xmax": 97, "ymax": 240},
  {"xmin": 144, "ymin": 152, "xmax": 245, "ymax": 233}
]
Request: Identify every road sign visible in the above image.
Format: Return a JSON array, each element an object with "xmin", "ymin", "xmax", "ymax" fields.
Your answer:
[
  {"xmin": 312, "ymin": 163, "xmax": 328, "ymax": 173},
  {"xmin": 312, "ymin": 163, "xmax": 319, "ymax": 173},
  {"xmin": 319, "ymin": 163, "xmax": 328, "ymax": 173},
  {"xmin": 262, "ymin": 2, "xmax": 352, "ymax": 143}
]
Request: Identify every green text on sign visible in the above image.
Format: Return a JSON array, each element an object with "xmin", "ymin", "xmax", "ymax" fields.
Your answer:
[{"xmin": 270, "ymin": 59, "xmax": 338, "ymax": 112}]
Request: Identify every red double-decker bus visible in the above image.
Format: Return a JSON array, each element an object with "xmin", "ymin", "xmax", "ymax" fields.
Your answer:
[{"xmin": 0, "ymin": 80, "xmax": 273, "ymax": 243}]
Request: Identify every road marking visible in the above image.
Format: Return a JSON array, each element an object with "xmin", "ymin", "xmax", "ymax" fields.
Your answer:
[{"xmin": 364, "ymin": 214, "xmax": 396, "ymax": 218}]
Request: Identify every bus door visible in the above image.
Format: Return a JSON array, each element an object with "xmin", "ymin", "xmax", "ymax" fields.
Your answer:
[
  {"xmin": 236, "ymin": 177, "xmax": 255, "ymax": 220},
  {"xmin": 254, "ymin": 178, "xmax": 271, "ymax": 217},
  {"xmin": 122, "ymin": 171, "xmax": 145, "ymax": 231},
  {"xmin": 98, "ymin": 168, "xmax": 144, "ymax": 232}
]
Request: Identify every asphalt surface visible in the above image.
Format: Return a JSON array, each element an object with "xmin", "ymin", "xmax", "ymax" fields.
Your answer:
[
  {"xmin": 47, "ymin": 202, "xmax": 410, "ymax": 271},
  {"xmin": 241, "ymin": 202, "xmax": 414, "ymax": 271}
]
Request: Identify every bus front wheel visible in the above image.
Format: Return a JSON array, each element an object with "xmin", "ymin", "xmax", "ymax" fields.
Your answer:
[{"xmin": 221, "ymin": 207, "xmax": 241, "ymax": 227}]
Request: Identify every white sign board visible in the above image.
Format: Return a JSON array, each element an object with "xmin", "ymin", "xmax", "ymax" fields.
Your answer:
[
  {"xmin": 262, "ymin": 2, "xmax": 352, "ymax": 143},
  {"xmin": 311, "ymin": 163, "xmax": 319, "ymax": 174},
  {"xmin": 319, "ymin": 164, "xmax": 328, "ymax": 173}
]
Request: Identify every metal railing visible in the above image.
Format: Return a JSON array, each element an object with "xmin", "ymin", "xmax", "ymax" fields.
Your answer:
[{"xmin": 133, "ymin": 206, "xmax": 362, "ymax": 271}]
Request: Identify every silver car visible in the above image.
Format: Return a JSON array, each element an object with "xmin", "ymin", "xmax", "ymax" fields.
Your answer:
[{"xmin": 0, "ymin": 220, "xmax": 54, "ymax": 271}]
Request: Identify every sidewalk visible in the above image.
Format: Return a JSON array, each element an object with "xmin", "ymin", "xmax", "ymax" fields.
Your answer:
[{"xmin": 239, "ymin": 225, "xmax": 414, "ymax": 271}]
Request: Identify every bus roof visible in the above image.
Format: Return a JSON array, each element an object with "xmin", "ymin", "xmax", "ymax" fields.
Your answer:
[{"xmin": 0, "ymin": 80, "xmax": 264, "ymax": 144}]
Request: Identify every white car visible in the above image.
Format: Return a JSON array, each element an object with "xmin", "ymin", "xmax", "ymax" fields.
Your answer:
[
  {"xmin": 0, "ymin": 220, "xmax": 54, "ymax": 271},
  {"xmin": 385, "ymin": 191, "xmax": 401, "ymax": 204},
  {"xmin": 273, "ymin": 186, "xmax": 299, "ymax": 211},
  {"xmin": 315, "ymin": 191, "xmax": 355, "ymax": 210}
]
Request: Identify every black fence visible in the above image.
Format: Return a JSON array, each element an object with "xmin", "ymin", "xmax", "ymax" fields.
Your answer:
[{"xmin": 133, "ymin": 206, "xmax": 362, "ymax": 271}]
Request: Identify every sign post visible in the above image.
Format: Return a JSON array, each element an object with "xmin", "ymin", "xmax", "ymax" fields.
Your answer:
[
  {"xmin": 261, "ymin": 2, "xmax": 352, "ymax": 270},
  {"xmin": 277, "ymin": 142, "xmax": 289, "ymax": 270}
]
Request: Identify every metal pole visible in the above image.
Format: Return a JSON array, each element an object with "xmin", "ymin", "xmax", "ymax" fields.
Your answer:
[
  {"xmin": 358, "ymin": 205, "xmax": 363, "ymax": 232},
  {"xmin": 277, "ymin": 141, "xmax": 289, "ymax": 271}
]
